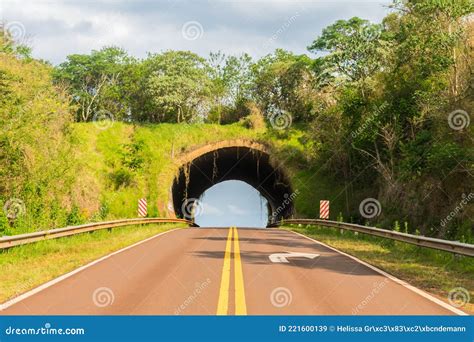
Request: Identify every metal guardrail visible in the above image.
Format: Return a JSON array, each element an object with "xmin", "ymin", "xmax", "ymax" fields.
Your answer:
[
  {"xmin": 0, "ymin": 218, "xmax": 196, "ymax": 250},
  {"xmin": 270, "ymin": 219, "xmax": 474, "ymax": 257}
]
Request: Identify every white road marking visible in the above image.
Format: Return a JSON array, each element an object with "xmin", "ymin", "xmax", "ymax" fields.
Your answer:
[
  {"xmin": 269, "ymin": 251, "xmax": 320, "ymax": 263},
  {"xmin": 287, "ymin": 229, "xmax": 468, "ymax": 316}
]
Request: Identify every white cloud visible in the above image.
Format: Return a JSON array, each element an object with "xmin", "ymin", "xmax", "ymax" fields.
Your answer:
[
  {"xmin": 0, "ymin": 0, "xmax": 392, "ymax": 64},
  {"xmin": 201, "ymin": 202, "xmax": 224, "ymax": 216},
  {"xmin": 227, "ymin": 204, "xmax": 248, "ymax": 216}
]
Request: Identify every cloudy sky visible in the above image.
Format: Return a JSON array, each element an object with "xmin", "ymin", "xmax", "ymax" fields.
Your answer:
[
  {"xmin": 1, "ymin": 0, "xmax": 392, "ymax": 65},
  {"xmin": 195, "ymin": 180, "xmax": 269, "ymax": 227}
]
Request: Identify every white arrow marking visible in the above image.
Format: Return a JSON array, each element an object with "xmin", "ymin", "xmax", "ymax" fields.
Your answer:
[{"xmin": 269, "ymin": 252, "xmax": 320, "ymax": 263}]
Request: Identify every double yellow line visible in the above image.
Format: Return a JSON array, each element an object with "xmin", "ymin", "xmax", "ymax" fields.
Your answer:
[{"xmin": 216, "ymin": 227, "xmax": 247, "ymax": 315}]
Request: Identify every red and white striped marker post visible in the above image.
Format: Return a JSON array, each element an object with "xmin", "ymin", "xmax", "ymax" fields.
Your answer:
[
  {"xmin": 320, "ymin": 200, "xmax": 329, "ymax": 219},
  {"xmin": 138, "ymin": 198, "xmax": 147, "ymax": 217}
]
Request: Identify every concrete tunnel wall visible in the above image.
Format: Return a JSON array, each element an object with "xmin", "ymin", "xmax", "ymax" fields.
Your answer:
[{"xmin": 171, "ymin": 140, "xmax": 294, "ymax": 225}]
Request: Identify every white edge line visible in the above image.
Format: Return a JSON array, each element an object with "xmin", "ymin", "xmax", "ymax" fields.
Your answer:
[
  {"xmin": 287, "ymin": 229, "xmax": 468, "ymax": 316},
  {"xmin": 0, "ymin": 227, "xmax": 184, "ymax": 311}
]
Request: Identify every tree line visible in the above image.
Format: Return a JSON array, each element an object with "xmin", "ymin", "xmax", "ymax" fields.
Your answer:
[{"xmin": 52, "ymin": 47, "xmax": 317, "ymax": 125}]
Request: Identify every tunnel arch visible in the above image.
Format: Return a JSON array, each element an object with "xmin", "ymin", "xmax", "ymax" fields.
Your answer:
[{"xmin": 171, "ymin": 139, "xmax": 294, "ymax": 225}]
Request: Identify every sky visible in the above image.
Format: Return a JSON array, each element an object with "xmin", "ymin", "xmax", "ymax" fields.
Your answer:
[
  {"xmin": 1, "ymin": 0, "xmax": 392, "ymax": 65},
  {"xmin": 195, "ymin": 180, "xmax": 269, "ymax": 227},
  {"xmin": 0, "ymin": 0, "xmax": 392, "ymax": 226}
]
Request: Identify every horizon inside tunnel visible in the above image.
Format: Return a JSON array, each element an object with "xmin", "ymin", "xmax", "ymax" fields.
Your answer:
[
  {"xmin": 195, "ymin": 180, "xmax": 269, "ymax": 227},
  {"xmin": 172, "ymin": 145, "xmax": 294, "ymax": 227}
]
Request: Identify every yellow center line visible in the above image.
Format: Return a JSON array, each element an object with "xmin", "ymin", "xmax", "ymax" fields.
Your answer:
[
  {"xmin": 233, "ymin": 226, "xmax": 247, "ymax": 315},
  {"xmin": 216, "ymin": 227, "xmax": 233, "ymax": 315}
]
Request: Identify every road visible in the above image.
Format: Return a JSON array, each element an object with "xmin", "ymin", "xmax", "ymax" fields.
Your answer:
[{"xmin": 0, "ymin": 227, "xmax": 462, "ymax": 315}]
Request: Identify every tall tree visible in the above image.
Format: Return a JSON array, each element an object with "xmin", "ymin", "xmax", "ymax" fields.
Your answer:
[
  {"xmin": 54, "ymin": 47, "xmax": 133, "ymax": 122},
  {"xmin": 252, "ymin": 49, "xmax": 316, "ymax": 122},
  {"xmin": 207, "ymin": 52, "xmax": 254, "ymax": 123},
  {"xmin": 308, "ymin": 17, "xmax": 390, "ymax": 97},
  {"xmin": 145, "ymin": 51, "xmax": 211, "ymax": 123}
]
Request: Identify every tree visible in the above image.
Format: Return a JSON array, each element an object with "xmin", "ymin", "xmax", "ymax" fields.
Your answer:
[
  {"xmin": 252, "ymin": 49, "xmax": 316, "ymax": 122},
  {"xmin": 54, "ymin": 47, "xmax": 133, "ymax": 122},
  {"xmin": 222, "ymin": 53, "xmax": 254, "ymax": 105},
  {"xmin": 308, "ymin": 17, "xmax": 390, "ymax": 95},
  {"xmin": 0, "ymin": 31, "xmax": 76, "ymax": 232},
  {"xmin": 207, "ymin": 52, "xmax": 254, "ymax": 123},
  {"xmin": 0, "ymin": 23, "xmax": 32, "ymax": 59},
  {"xmin": 144, "ymin": 51, "xmax": 211, "ymax": 123}
]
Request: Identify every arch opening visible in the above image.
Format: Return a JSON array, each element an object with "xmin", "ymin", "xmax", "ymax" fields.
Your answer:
[
  {"xmin": 195, "ymin": 180, "xmax": 269, "ymax": 227},
  {"xmin": 172, "ymin": 145, "xmax": 294, "ymax": 226}
]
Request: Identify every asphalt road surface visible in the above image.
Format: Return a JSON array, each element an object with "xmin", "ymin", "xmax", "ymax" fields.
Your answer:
[{"xmin": 0, "ymin": 227, "xmax": 462, "ymax": 315}]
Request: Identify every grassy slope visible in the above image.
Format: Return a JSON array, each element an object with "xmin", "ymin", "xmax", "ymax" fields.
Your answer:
[
  {"xmin": 0, "ymin": 223, "xmax": 182, "ymax": 303},
  {"xmin": 71, "ymin": 122, "xmax": 342, "ymax": 221},
  {"xmin": 287, "ymin": 225, "xmax": 474, "ymax": 314}
]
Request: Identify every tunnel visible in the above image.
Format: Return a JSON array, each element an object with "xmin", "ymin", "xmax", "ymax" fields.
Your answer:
[{"xmin": 171, "ymin": 142, "xmax": 294, "ymax": 226}]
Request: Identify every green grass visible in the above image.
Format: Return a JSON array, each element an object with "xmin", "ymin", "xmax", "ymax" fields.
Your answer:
[
  {"xmin": 291, "ymin": 167, "xmax": 347, "ymax": 219},
  {"xmin": 70, "ymin": 122, "xmax": 333, "ymax": 222},
  {"xmin": 72, "ymin": 122, "xmax": 269, "ymax": 221},
  {"xmin": 0, "ymin": 223, "xmax": 183, "ymax": 303},
  {"xmin": 5, "ymin": 121, "xmax": 344, "ymax": 235},
  {"xmin": 286, "ymin": 224, "xmax": 474, "ymax": 314}
]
